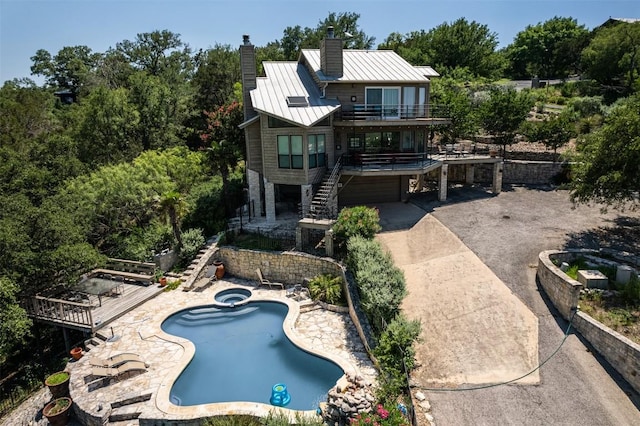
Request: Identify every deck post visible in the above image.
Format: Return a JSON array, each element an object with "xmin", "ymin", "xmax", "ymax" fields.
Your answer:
[
  {"xmin": 438, "ymin": 164, "xmax": 448, "ymax": 201},
  {"xmin": 301, "ymin": 184, "xmax": 313, "ymax": 217},
  {"xmin": 264, "ymin": 179, "xmax": 276, "ymax": 223},
  {"xmin": 62, "ymin": 327, "xmax": 70, "ymax": 353},
  {"xmin": 492, "ymin": 161, "xmax": 503, "ymax": 194},
  {"xmin": 247, "ymin": 169, "xmax": 262, "ymax": 217},
  {"xmin": 465, "ymin": 164, "xmax": 475, "ymax": 185}
]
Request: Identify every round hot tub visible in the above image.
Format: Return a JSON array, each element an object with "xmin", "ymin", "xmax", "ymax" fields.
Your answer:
[{"xmin": 214, "ymin": 288, "xmax": 252, "ymax": 306}]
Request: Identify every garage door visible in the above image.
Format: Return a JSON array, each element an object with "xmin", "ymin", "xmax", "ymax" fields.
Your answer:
[{"xmin": 338, "ymin": 175, "xmax": 402, "ymax": 206}]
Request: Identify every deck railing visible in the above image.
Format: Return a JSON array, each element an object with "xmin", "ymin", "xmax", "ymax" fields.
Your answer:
[
  {"xmin": 24, "ymin": 295, "xmax": 93, "ymax": 329},
  {"xmin": 340, "ymin": 104, "xmax": 450, "ymax": 121},
  {"xmin": 342, "ymin": 152, "xmax": 436, "ymax": 171}
]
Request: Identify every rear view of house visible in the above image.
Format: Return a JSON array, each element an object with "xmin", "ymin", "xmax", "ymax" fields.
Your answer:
[{"xmin": 240, "ymin": 27, "xmax": 502, "ymax": 225}]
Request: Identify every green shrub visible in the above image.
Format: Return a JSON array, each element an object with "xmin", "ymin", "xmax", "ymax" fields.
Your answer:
[
  {"xmin": 333, "ymin": 206, "xmax": 381, "ymax": 243},
  {"xmin": 178, "ymin": 228, "xmax": 205, "ymax": 266},
  {"xmin": 308, "ymin": 274, "xmax": 345, "ymax": 305},
  {"xmin": 182, "ymin": 178, "xmax": 227, "ymax": 236},
  {"xmin": 568, "ymin": 96, "xmax": 604, "ymax": 118},
  {"xmin": 621, "ymin": 275, "xmax": 640, "ymax": 305},
  {"xmin": 116, "ymin": 220, "xmax": 173, "ymax": 261},
  {"xmin": 347, "ymin": 236, "xmax": 407, "ymax": 333}
]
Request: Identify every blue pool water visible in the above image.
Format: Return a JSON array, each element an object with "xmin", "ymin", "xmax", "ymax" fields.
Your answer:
[{"xmin": 161, "ymin": 301, "xmax": 344, "ymax": 410}]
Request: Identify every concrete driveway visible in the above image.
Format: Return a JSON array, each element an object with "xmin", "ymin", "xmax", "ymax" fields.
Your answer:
[
  {"xmin": 376, "ymin": 207, "xmax": 538, "ymax": 386},
  {"xmin": 372, "ymin": 186, "xmax": 640, "ymax": 426}
]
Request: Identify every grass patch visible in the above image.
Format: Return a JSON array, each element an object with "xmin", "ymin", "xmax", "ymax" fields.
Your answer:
[{"xmin": 580, "ymin": 289, "xmax": 640, "ymax": 345}]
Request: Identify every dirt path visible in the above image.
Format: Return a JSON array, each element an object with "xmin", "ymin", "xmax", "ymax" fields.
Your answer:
[{"xmin": 375, "ymin": 186, "xmax": 640, "ymax": 426}]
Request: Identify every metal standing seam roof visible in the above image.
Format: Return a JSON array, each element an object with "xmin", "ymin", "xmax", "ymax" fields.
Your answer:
[
  {"xmin": 414, "ymin": 66, "xmax": 440, "ymax": 78},
  {"xmin": 249, "ymin": 62, "xmax": 340, "ymax": 128},
  {"xmin": 301, "ymin": 49, "xmax": 433, "ymax": 83}
]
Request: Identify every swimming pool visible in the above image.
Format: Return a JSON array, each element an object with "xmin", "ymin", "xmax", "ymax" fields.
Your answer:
[{"xmin": 161, "ymin": 300, "xmax": 344, "ymax": 410}]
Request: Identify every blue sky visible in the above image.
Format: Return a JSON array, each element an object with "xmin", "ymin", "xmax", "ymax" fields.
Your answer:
[{"xmin": 1, "ymin": 0, "xmax": 638, "ymax": 84}]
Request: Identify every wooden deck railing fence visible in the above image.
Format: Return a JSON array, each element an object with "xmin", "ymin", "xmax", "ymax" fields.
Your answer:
[{"xmin": 24, "ymin": 296, "xmax": 93, "ymax": 330}]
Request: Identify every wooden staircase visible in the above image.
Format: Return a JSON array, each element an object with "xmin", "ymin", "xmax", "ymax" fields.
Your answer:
[{"xmin": 308, "ymin": 157, "xmax": 342, "ymax": 220}]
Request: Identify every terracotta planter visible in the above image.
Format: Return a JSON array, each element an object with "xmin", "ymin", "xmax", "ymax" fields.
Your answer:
[
  {"xmin": 213, "ymin": 261, "xmax": 225, "ymax": 280},
  {"xmin": 43, "ymin": 397, "xmax": 72, "ymax": 426},
  {"xmin": 45, "ymin": 371, "xmax": 70, "ymax": 399},
  {"xmin": 70, "ymin": 347, "xmax": 83, "ymax": 360},
  {"xmin": 159, "ymin": 277, "xmax": 167, "ymax": 287},
  {"xmin": 489, "ymin": 150, "xmax": 498, "ymax": 158}
]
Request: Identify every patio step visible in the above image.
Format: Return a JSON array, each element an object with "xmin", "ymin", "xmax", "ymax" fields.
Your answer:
[
  {"xmin": 111, "ymin": 391, "xmax": 152, "ymax": 408},
  {"xmin": 108, "ymin": 405, "xmax": 142, "ymax": 422}
]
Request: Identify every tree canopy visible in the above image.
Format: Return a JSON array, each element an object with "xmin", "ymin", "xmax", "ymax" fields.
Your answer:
[
  {"xmin": 505, "ymin": 16, "xmax": 590, "ymax": 79},
  {"xmin": 581, "ymin": 21, "xmax": 640, "ymax": 92},
  {"xmin": 478, "ymin": 87, "xmax": 533, "ymax": 154},
  {"xmin": 571, "ymin": 94, "xmax": 640, "ymax": 210},
  {"xmin": 379, "ymin": 18, "xmax": 504, "ymax": 78}
]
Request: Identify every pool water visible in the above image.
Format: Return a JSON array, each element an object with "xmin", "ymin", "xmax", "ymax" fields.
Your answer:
[{"xmin": 161, "ymin": 301, "xmax": 344, "ymax": 410}]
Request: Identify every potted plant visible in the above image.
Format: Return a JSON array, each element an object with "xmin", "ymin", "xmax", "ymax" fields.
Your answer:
[
  {"xmin": 45, "ymin": 371, "xmax": 70, "ymax": 399},
  {"xmin": 43, "ymin": 396, "xmax": 73, "ymax": 426},
  {"xmin": 70, "ymin": 347, "xmax": 83, "ymax": 360}
]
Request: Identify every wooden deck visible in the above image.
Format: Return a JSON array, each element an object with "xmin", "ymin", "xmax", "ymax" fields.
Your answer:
[{"xmin": 25, "ymin": 283, "xmax": 165, "ymax": 334}]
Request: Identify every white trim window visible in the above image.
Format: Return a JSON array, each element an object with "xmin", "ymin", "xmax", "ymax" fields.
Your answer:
[
  {"xmin": 365, "ymin": 87, "xmax": 400, "ymax": 119},
  {"xmin": 277, "ymin": 135, "xmax": 303, "ymax": 169},
  {"xmin": 308, "ymin": 134, "xmax": 326, "ymax": 168}
]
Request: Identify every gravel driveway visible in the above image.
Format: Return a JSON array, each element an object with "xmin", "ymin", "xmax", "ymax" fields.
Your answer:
[{"xmin": 380, "ymin": 185, "xmax": 640, "ymax": 426}]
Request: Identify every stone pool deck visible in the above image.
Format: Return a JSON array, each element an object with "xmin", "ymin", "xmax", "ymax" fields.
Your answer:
[{"xmin": 3, "ymin": 277, "xmax": 376, "ymax": 426}]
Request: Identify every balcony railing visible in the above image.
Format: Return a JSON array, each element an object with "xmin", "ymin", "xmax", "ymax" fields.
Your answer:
[
  {"xmin": 340, "ymin": 104, "xmax": 450, "ymax": 121},
  {"xmin": 342, "ymin": 152, "xmax": 438, "ymax": 171}
]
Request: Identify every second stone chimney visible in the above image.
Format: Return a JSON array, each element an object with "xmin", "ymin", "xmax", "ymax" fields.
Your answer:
[
  {"xmin": 240, "ymin": 34, "xmax": 257, "ymax": 119},
  {"xmin": 320, "ymin": 26, "xmax": 343, "ymax": 78}
]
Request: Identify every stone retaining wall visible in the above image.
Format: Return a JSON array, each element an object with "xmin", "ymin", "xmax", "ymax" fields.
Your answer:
[
  {"xmin": 537, "ymin": 249, "xmax": 640, "ymax": 394},
  {"xmin": 218, "ymin": 247, "xmax": 343, "ymax": 285},
  {"xmin": 572, "ymin": 312, "xmax": 640, "ymax": 393},
  {"xmin": 537, "ymin": 249, "xmax": 587, "ymax": 319},
  {"xmin": 446, "ymin": 160, "xmax": 565, "ymax": 185}
]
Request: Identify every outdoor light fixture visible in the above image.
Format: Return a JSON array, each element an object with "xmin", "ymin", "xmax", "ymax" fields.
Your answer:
[{"xmin": 350, "ymin": 95, "xmax": 357, "ymax": 102}]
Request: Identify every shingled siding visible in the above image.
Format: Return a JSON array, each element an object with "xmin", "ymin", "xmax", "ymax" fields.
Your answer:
[{"xmin": 537, "ymin": 249, "xmax": 640, "ymax": 395}]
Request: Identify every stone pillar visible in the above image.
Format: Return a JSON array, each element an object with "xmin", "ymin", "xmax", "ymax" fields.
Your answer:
[
  {"xmin": 400, "ymin": 176, "xmax": 410, "ymax": 202},
  {"xmin": 438, "ymin": 164, "xmax": 448, "ymax": 202},
  {"xmin": 264, "ymin": 179, "xmax": 276, "ymax": 222},
  {"xmin": 492, "ymin": 161, "xmax": 503, "ymax": 194},
  {"xmin": 325, "ymin": 229, "xmax": 334, "ymax": 257},
  {"xmin": 301, "ymin": 184, "xmax": 313, "ymax": 218},
  {"xmin": 247, "ymin": 169, "xmax": 262, "ymax": 218},
  {"xmin": 465, "ymin": 164, "xmax": 475, "ymax": 185}
]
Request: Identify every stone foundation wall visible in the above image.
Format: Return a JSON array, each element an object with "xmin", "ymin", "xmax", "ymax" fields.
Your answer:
[
  {"xmin": 462, "ymin": 161, "xmax": 565, "ymax": 185},
  {"xmin": 537, "ymin": 249, "xmax": 640, "ymax": 395}
]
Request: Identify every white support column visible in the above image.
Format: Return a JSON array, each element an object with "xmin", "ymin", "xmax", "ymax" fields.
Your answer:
[
  {"xmin": 438, "ymin": 164, "xmax": 448, "ymax": 201},
  {"xmin": 301, "ymin": 184, "xmax": 313, "ymax": 218},
  {"xmin": 264, "ymin": 179, "xmax": 276, "ymax": 222},
  {"xmin": 492, "ymin": 161, "xmax": 503, "ymax": 194},
  {"xmin": 247, "ymin": 169, "xmax": 262, "ymax": 218},
  {"xmin": 465, "ymin": 164, "xmax": 475, "ymax": 185}
]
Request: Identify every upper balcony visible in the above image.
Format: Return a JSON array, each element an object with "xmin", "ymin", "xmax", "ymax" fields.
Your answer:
[{"xmin": 335, "ymin": 104, "xmax": 451, "ymax": 127}]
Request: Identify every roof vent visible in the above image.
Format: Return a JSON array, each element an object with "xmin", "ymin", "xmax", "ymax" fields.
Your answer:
[{"xmin": 286, "ymin": 96, "xmax": 308, "ymax": 107}]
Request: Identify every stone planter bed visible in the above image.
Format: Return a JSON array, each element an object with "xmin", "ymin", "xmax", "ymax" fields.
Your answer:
[{"xmin": 537, "ymin": 249, "xmax": 640, "ymax": 395}]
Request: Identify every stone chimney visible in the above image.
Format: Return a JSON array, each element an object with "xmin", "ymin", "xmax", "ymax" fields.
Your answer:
[
  {"xmin": 320, "ymin": 26, "xmax": 343, "ymax": 78},
  {"xmin": 240, "ymin": 34, "xmax": 257, "ymax": 119}
]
